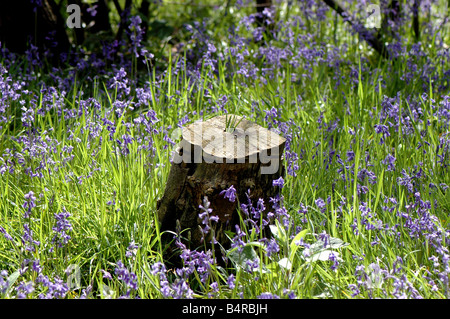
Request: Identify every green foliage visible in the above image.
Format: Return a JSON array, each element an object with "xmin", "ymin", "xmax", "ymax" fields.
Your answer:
[{"xmin": 0, "ymin": 0, "xmax": 449, "ymax": 299}]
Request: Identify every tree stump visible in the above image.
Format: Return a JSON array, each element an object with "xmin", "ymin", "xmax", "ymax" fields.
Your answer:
[{"xmin": 157, "ymin": 114, "xmax": 286, "ymax": 255}]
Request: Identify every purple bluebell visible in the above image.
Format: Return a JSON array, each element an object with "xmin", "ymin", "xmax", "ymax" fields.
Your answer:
[
  {"xmin": 36, "ymin": 274, "xmax": 69, "ymax": 299},
  {"xmin": 397, "ymin": 169, "xmax": 414, "ymax": 193},
  {"xmin": 51, "ymin": 208, "xmax": 72, "ymax": 248},
  {"xmin": 15, "ymin": 281, "xmax": 35, "ymax": 299},
  {"xmin": 328, "ymin": 252, "xmax": 339, "ymax": 271},
  {"xmin": 227, "ymin": 274, "xmax": 235, "ymax": 290},
  {"xmin": 115, "ymin": 260, "xmax": 138, "ymax": 297},
  {"xmin": 198, "ymin": 196, "xmax": 219, "ymax": 241},
  {"xmin": 23, "ymin": 191, "xmax": 36, "ymax": 218},
  {"xmin": 125, "ymin": 241, "xmax": 139, "ymax": 258},
  {"xmin": 315, "ymin": 198, "xmax": 326, "ymax": 213},
  {"xmin": 265, "ymin": 238, "xmax": 279, "ymax": 257},
  {"xmin": 231, "ymin": 225, "xmax": 246, "ymax": 253},
  {"xmin": 0, "ymin": 270, "xmax": 9, "ymax": 294},
  {"xmin": 272, "ymin": 176, "xmax": 284, "ymax": 188},
  {"xmin": 318, "ymin": 230, "xmax": 330, "ymax": 248},
  {"xmin": 382, "ymin": 154, "xmax": 396, "ymax": 171},
  {"xmin": 0, "ymin": 226, "xmax": 13, "ymax": 241},
  {"xmin": 346, "ymin": 150, "xmax": 355, "ymax": 162},
  {"xmin": 220, "ymin": 185, "xmax": 237, "ymax": 202},
  {"xmin": 32, "ymin": 259, "xmax": 42, "ymax": 274},
  {"xmin": 101, "ymin": 269, "xmax": 113, "ymax": 280},
  {"xmin": 257, "ymin": 292, "xmax": 280, "ymax": 299},
  {"xmin": 22, "ymin": 223, "xmax": 40, "ymax": 252}
]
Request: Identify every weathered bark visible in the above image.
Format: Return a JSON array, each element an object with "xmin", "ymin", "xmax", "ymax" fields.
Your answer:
[{"xmin": 157, "ymin": 115, "xmax": 285, "ymax": 256}]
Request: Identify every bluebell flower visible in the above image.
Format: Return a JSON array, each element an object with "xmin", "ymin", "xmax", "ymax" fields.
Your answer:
[
  {"xmin": 328, "ymin": 252, "xmax": 339, "ymax": 271},
  {"xmin": 257, "ymin": 292, "xmax": 280, "ymax": 299},
  {"xmin": 272, "ymin": 176, "xmax": 284, "ymax": 188},
  {"xmin": 231, "ymin": 225, "xmax": 246, "ymax": 253},
  {"xmin": 265, "ymin": 238, "xmax": 279, "ymax": 257},
  {"xmin": 397, "ymin": 169, "xmax": 414, "ymax": 193},
  {"xmin": 227, "ymin": 274, "xmax": 235, "ymax": 290},
  {"xmin": 382, "ymin": 154, "xmax": 396, "ymax": 171},
  {"xmin": 220, "ymin": 185, "xmax": 237, "ymax": 202},
  {"xmin": 374, "ymin": 124, "xmax": 390, "ymax": 144},
  {"xmin": 86, "ymin": 4, "xmax": 97, "ymax": 17},
  {"xmin": 209, "ymin": 281, "xmax": 219, "ymax": 297},
  {"xmin": 32, "ymin": 260, "xmax": 42, "ymax": 274},
  {"xmin": 346, "ymin": 150, "xmax": 355, "ymax": 162},
  {"xmin": 0, "ymin": 226, "xmax": 13, "ymax": 241},
  {"xmin": 115, "ymin": 260, "xmax": 138, "ymax": 297},
  {"xmin": 125, "ymin": 241, "xmax": 139, "ymax": 258},
  {"xmin": 51, "ymin": 207, "xmax": 72, "ymax": 248},
  {"xmin": 36, "ymin": 274, "xmax": 69, "ymax": 299},
  {"xmin": 23, "ymin": 191, "xmax": 36, "ymax": 218},
  {"xmin": 199, "ymin": 196, "xmax": 219, "ymax": 241},
  {"xmin": 22, "ymin": 223, "xmax": 40, "ymax": 252},
  {"xmin": 0, "ymin": 270, "xmax": 9, "ymax": 295},
  {"xmin": 15, "ymin": 281, "xmax": 35, "ymax": 299},
  {"xmin": 101, "ymin": 269, "xmax": 113, "ymax": 280},
  {"xmin": 315, "ymin": 198, "xmax": 326, "ymax": 213},
  {"xmin": 318, "ymin": 230, "xmax": 330, "ymax": 248}
]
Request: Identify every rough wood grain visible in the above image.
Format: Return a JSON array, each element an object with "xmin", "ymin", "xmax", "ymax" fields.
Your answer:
[{"xmin": 157, "ymin": 115, "xmax": 286, "ymax": 259}]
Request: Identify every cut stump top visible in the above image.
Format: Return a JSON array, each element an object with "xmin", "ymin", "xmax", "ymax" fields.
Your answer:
[{"xmin": 181, "ymin": 115, "xmax": 286, "ymax": 163}]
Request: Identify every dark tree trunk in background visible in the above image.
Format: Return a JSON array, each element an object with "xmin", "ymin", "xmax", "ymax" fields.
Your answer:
[
  {"xmin": 138, "ymin": 0, "xmax": 151, "ymax": 39},
  {"xmin": 0, "ymin": 0, "xmax": 70, "ymax": 56},
  {"xmin": 388, "ymin": 0, "xmax": 401, "ymax": 22},
  {"xmin": 115, "ymin": 0, "xmax": 132, "ymax": 41},
  {"xmin": 381, "ymin": 0, "xmax": 402, "ymax": 37},
  {"xmin": 413, "ymin": 0, "xmax": 420, "ymax": 41},
  {"xmin": 254, "ymin": 0, "xmax": 274, "ymax": 41},
  {"xmin": 322, "ymin": 0, "xmax": 390, "ymax": 59},
  {"xmin": 71, "ymin": 0, "xmax": 113, "ymax": 45},
  {"xmin": 89, "ymin": 0, "xmax": 112, "ymax": 34},
  {"xmin": 256, "ymin": 0, "xmax": 273, "ymax": 26}
]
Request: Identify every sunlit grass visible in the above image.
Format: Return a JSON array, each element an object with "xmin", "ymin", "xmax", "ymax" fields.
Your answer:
[{"xmin": 0, "ymin": 1, "xmax": 449, "ymax": 299}]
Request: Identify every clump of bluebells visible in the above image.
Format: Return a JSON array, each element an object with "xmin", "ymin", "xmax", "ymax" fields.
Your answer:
[
  {"xmin": 51, "ymin": 207, "xmax": 72, "ymax": 250},
  {"xmin": 114, "ymin": 260, "xmax": 139, "ymax": 298}
]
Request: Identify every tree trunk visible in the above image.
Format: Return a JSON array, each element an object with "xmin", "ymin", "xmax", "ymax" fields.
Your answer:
[
  {"xmin": 89, "ymin": 0, "xmax": 112, "ymax": 34},
  {"xmin": 322, "ymin": 0, "xmax": 390, "ymax": 59},
  {"xmin": 256, "ymin": 0, "xmax": 273, "ymax": 26},
  {"xmin": 157, "ymin": 115, "xmax": 285, "ymax": 258},
  {"xmin": 412, "ymin": 0, "xmax": 420, "ymax": 41},
  {"xmin": 0, "ymin": 0, "xmax": 70, "ymax": 57},
  {"xmin": 138, "ymin": 0, "xmax": 151, "ymax": 39}
]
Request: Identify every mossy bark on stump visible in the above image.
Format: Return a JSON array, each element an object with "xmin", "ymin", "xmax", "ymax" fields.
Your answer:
[{"xmin": 157, "ymin": 115, "xmax": 286, "ymax": 253}]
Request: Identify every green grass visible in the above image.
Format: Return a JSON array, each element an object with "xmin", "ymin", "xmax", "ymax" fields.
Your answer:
[{"xmin": 0, "ymin": 1, "xmax": 450, "ymax": 299}]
